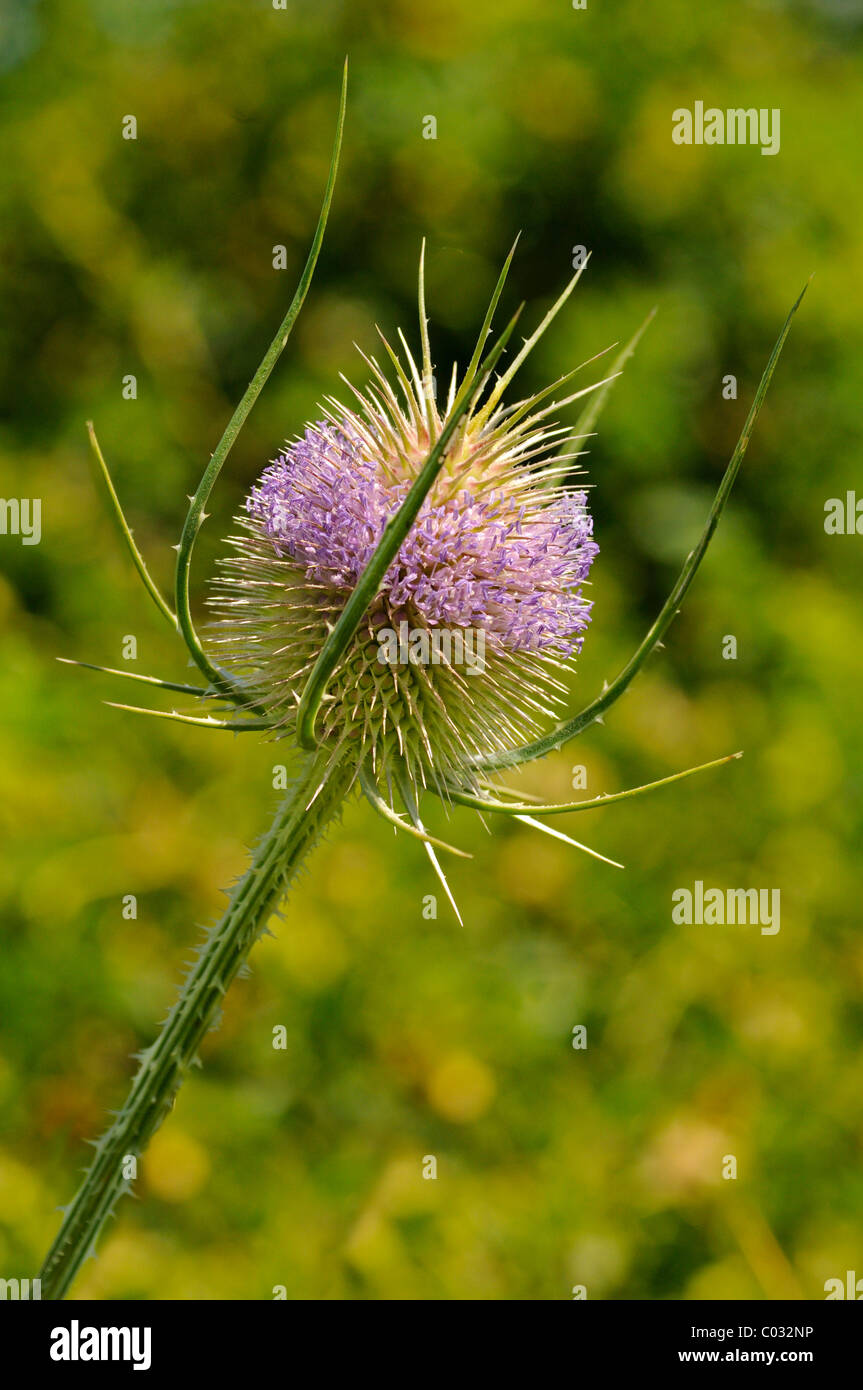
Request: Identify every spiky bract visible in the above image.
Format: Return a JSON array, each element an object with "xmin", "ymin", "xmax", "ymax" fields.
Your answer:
[{"xmin": 209, "ymin": 312, "xmax": 601, "ymax": 796}]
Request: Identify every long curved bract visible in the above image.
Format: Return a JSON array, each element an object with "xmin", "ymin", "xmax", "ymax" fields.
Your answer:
[
  {"xmin": 173, "ymin": 60, "xmax": 349, "ymax": 706},
  {"xmin": 441, "ymin": 751, "xmax": 741, "ymax": 815},
  {"xmin": 471, "ymin": 283, "xmax": 808, "ymax": 772}
]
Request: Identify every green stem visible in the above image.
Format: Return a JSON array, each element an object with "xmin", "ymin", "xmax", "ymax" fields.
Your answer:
[{"xmin": 39, "ymin": 749, "xmax": 353, "ymax": 1301}]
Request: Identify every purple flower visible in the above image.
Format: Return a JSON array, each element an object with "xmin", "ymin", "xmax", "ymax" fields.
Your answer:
[{"xmin": 246, "ymin": 423, "xmax": 598, "ymax": 657}]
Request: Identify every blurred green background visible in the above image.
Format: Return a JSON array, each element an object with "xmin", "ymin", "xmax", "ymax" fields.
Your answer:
[{"xmin": 1, "ymin": 0, "xmax": 862, "ymax": 1301}]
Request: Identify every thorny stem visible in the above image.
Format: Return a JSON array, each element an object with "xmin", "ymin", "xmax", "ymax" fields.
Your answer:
[{"xmin": 39, "ymin": 750, "xmax": 353, "ymax": 1300}]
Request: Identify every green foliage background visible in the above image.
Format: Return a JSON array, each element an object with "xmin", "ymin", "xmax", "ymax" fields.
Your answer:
[{"xmin": 1, "ymin": 0, "xmax": 862, "ymax": 1300}]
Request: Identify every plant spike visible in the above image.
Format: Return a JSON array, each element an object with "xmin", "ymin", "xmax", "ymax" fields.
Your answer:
[
  {"xmin": 417, "ymin": 238, "xmax": 435, "ymax": 431},
  {"xmin": 501, "ymin": 341, "xmax": 618, "ymax": 437},
  {"xmin": 461, "ymin": 233, "xmax": 521, "ymax": 392},
  {"xmin": 294, "ymin": 301, "xmax": 525, "ymax": 750},
  {"xmin": 477, "ymin": 781, "xmax": 546, "ymax": 804},
  {"xmin": 442, "ymin": 751, "xmax": 742, "ymax": 816},
  {"xmin": 57, "ymin": 657, "xmax": 210, "ymax": 698},
  {"xmin": 555, "ymin": 306, "xmax": 656, "ymax": 461},
  {"xmin": 472, "ymin": 252, "xmax": 591, "ymax": 427},
  {"xmin": 104, "ymin": 701, "xmax": 276, "ymax": 732},
  {"xmin": 513, "ymin": 814, "xmax": 624, "ymax": 868},
  {"xmin": 173, "ymin": 58, "xmax": 348, "ymax": 704},
  {"xmin": 397, "ymin": 769, "xmax": 464, "ymax": 925},
  {"xmin": 473, "ymin": 283, "xmax": 809, "ymax": 772},
  {"xmin": 359, "ymin": 766, "xmax": 472, "ymax": 858},
  {"xmin": 86, "ymin": 422, "xmax": 178, "ymax": 628}
]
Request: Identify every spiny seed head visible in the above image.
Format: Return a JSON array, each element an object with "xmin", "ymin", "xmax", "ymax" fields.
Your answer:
[{"xmin": 210, "ymin": 291, "xmax": 600, "ymax": 796}]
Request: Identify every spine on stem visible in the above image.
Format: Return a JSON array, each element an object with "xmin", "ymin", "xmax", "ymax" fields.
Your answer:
[{"xmin": 40, "ymin": 749, "xmax": 352, "ymax": 1300}]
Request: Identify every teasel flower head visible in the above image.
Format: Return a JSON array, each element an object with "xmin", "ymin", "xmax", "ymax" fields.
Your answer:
[{"xmin": 209, "ymin": 249, "xmax": 604, "ymax": 801}]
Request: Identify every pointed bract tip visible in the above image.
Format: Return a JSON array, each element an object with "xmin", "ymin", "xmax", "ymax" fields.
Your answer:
[{"xmin": 792, "ymin": 279, "xmax": 811, "ymax": 311}]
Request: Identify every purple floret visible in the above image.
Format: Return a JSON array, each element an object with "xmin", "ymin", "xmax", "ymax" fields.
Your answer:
[{"xmin": 246, "ymin": 423, "xmax": 598, "ymax": 656}]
